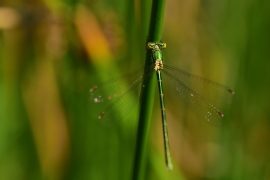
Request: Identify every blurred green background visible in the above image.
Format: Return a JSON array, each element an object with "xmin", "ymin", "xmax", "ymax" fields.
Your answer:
[{"xmin": 0, "ymin": 0, "xmax": 270, "ymax": 179}]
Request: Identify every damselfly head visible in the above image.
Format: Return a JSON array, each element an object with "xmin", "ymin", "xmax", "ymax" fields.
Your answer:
[{"xmin": 147, "ymin": 42, "xmax": 167, "ymax": 50}]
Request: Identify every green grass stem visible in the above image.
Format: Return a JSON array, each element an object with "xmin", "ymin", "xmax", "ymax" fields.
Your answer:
[{"xmin": 132, "ymin": 0, "xmax": 166, "ymax": 180}]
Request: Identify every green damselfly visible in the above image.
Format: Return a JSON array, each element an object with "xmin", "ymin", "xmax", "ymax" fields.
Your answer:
[{"xmin": 89, "ymin": 42, "xmax": 235, "ymax": 170}]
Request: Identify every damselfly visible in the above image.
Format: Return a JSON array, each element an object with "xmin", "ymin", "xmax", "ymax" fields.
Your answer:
[{"xmin": 89, "ymin": 42, "xmax": 235, "ymax": 170}]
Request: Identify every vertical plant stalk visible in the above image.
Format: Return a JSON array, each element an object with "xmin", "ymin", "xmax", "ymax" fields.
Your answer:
[{"xmin": 132, "ymin": 0, "xmax": 167, "ymax": 180}]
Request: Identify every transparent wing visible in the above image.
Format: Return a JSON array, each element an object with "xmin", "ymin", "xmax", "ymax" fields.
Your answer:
[
  {"xmin": 89, "ymin": 65, "xmax": 155, "ymax": 103},
  {"xmin": 163, "ymin": 67, "xmax": 226, "ymax": 126},
  {"xmin": 163, "ymin": 64, "xmax": 235, "ymax": 104},
  {"xmin": 89, "ymin": 65, "xmax": 154, "ymax": 126}
]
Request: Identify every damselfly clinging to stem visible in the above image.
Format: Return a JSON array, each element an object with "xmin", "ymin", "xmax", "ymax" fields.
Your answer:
[{"xmin": 89, "ymin": 42, "xmax": 235, "ymax": 170}]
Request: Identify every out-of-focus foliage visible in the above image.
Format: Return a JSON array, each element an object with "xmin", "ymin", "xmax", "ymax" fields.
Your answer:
[{"xmin": 0, "ymin": 0, "xmax": 270, "ymax": 179}]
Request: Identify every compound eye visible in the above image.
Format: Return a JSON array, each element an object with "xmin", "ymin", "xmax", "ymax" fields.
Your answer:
[
  {"xmin": 158, "ymin": 42, "xmax": 166, "ymax": 49},
  {"xmin": 147, "ymin": 42, "xmax": 155, "ymax": 49},
  {"xmin": 162, "ymin": 43, "xmax": 166, "ymax": 48}
]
